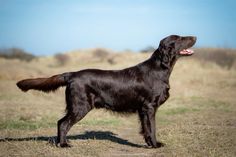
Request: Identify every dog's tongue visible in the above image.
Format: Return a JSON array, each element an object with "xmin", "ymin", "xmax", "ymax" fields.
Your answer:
[{"xmin": 179, "ymin": 49, "xmax": 194, "ymax": 55}]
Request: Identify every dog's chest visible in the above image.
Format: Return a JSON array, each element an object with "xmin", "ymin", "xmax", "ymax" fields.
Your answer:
[{"xmin": 153, "ymin": 84, "xmax": 170, "ymax": 106}]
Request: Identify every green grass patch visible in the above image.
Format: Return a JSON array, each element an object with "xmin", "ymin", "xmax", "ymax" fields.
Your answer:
[
  {"xmin": 159, "ymin": 107, "xmax": 200, "ymax": 116},
  {"xmin": 0, "ymin": 116, "xmax": 121, "ymax": 130},
  {"xmin": 190, "ymin": 96, "xmax": 232, "ymax": 112},
  {"xmin": 155, "ymin": 116, "xmax": 172, "ymax": 125},
  {"xmin": 207, "ymin": 100, "xmax": 232, "ymax": 112},
  {"xmin": 0, "ymin": 117, "xmax": 56, "ymax": 130}
]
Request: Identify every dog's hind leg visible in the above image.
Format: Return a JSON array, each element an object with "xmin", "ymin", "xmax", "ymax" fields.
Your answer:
[{"xmin": 57, "ymin": 85, "xmax": 92, "ymax": 147}]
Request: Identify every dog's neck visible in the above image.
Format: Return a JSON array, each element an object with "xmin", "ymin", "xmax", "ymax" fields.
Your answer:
[{"xmin": 148, "ymin": 49, "xmax": 178, "ymax": 83}]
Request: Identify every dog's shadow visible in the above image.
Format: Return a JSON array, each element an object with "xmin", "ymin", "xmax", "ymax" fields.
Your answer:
[{"xmin": 0, "ymin": 131, "xmax": 144, "ymax": 148}]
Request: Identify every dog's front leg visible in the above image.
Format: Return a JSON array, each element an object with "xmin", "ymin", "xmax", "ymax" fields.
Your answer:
[{"xmin": 138, "ymin": 104, "xmax": 163, "ymax": 148}]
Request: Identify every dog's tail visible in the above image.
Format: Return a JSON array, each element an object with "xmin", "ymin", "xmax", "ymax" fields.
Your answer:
[{"xmin": 16, "ymin": 72, "xmax": 72, "ymax": 92}]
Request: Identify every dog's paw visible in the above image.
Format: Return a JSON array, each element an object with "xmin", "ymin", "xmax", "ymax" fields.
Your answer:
[
  {"xmin": 145, "ymin": 141, "xmax": 165, "ymax": 149},
  {"xmin": 60, "ymin": 143, "xmax": 72, "ymax": 148}
]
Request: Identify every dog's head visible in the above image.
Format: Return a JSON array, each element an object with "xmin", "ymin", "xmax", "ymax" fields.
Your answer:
[{"xmin": 156, "ymin": 35, "xmax": 197, "ymax": 68}]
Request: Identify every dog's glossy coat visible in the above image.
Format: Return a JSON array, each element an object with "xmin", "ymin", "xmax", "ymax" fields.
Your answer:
[{"xmin": 17, "ymin": 35, "xmax": 196, "ymax": 148}]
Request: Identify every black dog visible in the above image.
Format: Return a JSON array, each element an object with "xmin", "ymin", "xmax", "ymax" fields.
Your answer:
[{"xmin": 17, "ymin": 35, "xmax": 196, "ymax": 148}]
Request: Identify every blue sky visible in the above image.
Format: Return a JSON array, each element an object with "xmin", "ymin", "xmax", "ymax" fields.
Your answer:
[{"xmin": 0, "ymin": 0, "xmax": 236, "ymax": 55}]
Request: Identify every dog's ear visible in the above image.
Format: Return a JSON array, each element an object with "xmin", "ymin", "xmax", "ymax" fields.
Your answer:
[{"xmin": 158, "ymin": 44, "xmax": 171, "ymax": 68}]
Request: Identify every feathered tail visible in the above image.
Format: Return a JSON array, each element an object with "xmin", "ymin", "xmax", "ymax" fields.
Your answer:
[{"xmin": 16, "ymin": 72, "xmax": 72, "ymax": 92}]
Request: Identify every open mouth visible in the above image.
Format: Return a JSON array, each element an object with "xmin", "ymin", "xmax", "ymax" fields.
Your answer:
[{"xmin": 179, "ymin": 49, "xmax": 194, "ymax": 56}]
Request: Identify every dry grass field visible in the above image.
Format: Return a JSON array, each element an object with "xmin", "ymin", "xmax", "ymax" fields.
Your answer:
[{"xmin": 0, "ymin": 48, "xmax": 236, "ymax": 157}]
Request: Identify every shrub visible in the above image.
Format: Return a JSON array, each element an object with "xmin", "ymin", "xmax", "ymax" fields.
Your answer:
[
  {"xmin": 194, "ymin": 48, "xmax": 236, "ymax": 69},
  {"xmin": 54, "ymin": 53, "xmax": 70, "ymax": 66},
  {"xmin": 92, "ymin": 48, "xmax": 110, "ymax": 61},
  {"xmin": 141, "ymin": 46, "xmax": 156, "ymax": 53},
  {"xmin": 0, "ymin": 48, "xmax": 35, "ymax": 62},
  {"xmin": 107, "ymin": 57, "xmax": 116, "ymax": 65}
]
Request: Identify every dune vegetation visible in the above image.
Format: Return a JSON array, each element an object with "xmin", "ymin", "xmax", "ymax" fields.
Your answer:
[{"xmin": 0, "ymin": 48, "xmax": 236, "ymax": 157}]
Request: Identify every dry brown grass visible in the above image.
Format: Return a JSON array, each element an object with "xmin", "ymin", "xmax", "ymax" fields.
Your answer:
[
  {"xmin": 194, "ymin": 48, "xmax": 236, "ymax": 69},
  {"xmin": 0, "ymin": 48, "xmax": 236, "ymax": 157}
]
